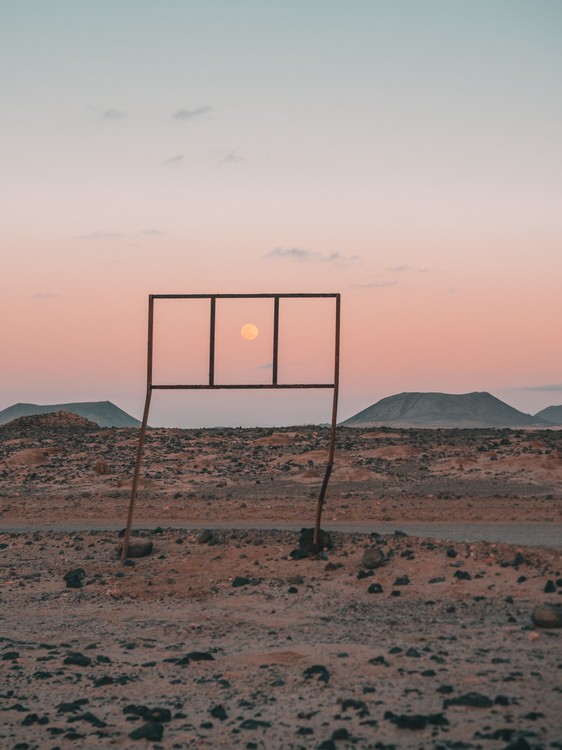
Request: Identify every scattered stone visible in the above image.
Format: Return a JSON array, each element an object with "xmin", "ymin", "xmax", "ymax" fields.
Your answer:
[
  {"xmin": 124, "ymin": 705, "xmax": 172, "ymax": 722},
  {"xmin": 128, "ymin": 722, "xmax": 164, "ymax": 741},
  {"xmin": 57, "ymin": 699, "xmax": 89, "ymax": 714},
  {"xmin": 116, "ymin": 539, "xmax": 153, "ymax": 558},
  {"xmin": 357, "ymin": 569, "xmax": 374, "ymax": 579},
  {"xmin": 186, "ymin": 651, "xmax": 215, "ymax": 662},
  {"xmin": 240, "ymin": 718, "xmax": 271, "ymax": 729},
  {"xmin": 303, "ymin": 665, "xmax": 330, "ymax": 683},
  {"xmin": 64, "ymin": 568, "xmax": 86, "ymax": 589},
  {"xmin": 504, "ymin": 739, "xmax": 532, "ymax": 750},
  {"xmin": 384, "ymin": 711, "xmax": 448, "ymax": 729},
  {"xmin": 367, "ymin": 582, "xmax": 383, "ymax": 594},
  {"xmin": 454, "ymin": 570, "xmax": 472, "ymax": 581},
  {"xmin": 288, "ymin": 575, "xmax": 304, "ymax": 585},
  {"xmin": 210, "ymin": 704, "xmax": 228, "ymax": 721},
  {"xmin": 340, "ymin": 699, "xmax": 368, "ymax": 714},
  {"xmin": 332, "ymin": 727, "xmax": 351, "ymax": 740},
  {"xmin": 531, "ymin": 604, "xmax": 562, "ymax": 628},
  {"xmin": 68, "ymin": 711, "xmax": 107, "ymax": 728},
  {"xmin": 443, "ymin": 691, "xmax": 493, "ymax": 708},
  {"xmin": 232, "ymin": 577, "xmax": 252, "ymax": 588},
  {"xmin": 362, "ymin": 547, "xmax": 386, "ymax": 570},
  {"xmin": 21, "ymin": 713, "xmax": 49, "ymax": 726},
  {"xmin": 393, "ymin": 576, "xmax": 410, "ymax": 586},
  {"xmin": 197, "ymin": 530, "xmax": 213, "ymax": 544},
  {"xmin": 298, "ymin": 527, "xmax": 333, "ymax": 554},
  {"xmin": 511, "ymin": 552, "xmax": 527, "ymax": 567},
  {"xmin": 64, "ymin": 652, "xmax": 92, "ymax": 667},
  {"xmin": 544, "ymin": 580, "xmax": 556, "ymax": 593},
  {"xmin": 446, "ymin": 548, "xmax": 458, "ymax": 558}
]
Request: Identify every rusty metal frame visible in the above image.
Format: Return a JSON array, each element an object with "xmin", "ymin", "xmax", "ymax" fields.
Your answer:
[{"xmin": 121, "ymin": 293, "xmax": 341, "ymax": 559}]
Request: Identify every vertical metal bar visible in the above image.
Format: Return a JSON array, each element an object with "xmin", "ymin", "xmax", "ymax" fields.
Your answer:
[
  {"xmin": 122, "ymin": 296, "xmax": 155, "ymax": 560},
  {"xmin": 209, "ymin": 297, "xmax": 216, "ymax": 386},
  {"xmin": 272, "ymin": 296, "xmax": 279, "ymax": 385},
  {"xmin": 313, "ymin": 293, "xmax": 340, "ymax": 550}
]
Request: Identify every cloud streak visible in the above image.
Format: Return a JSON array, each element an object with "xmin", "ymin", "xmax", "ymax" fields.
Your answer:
[
  {"xmin": 102, "ymin": 108, "xmax": 127, "ymax": 120},
  {"xmin": 387, "ymin": 265, "xmax": 432, "ymax": 273},
  {"xmin": 79, "ymin": 229, "xmax": 165, "ymax": 241},
  {"xmin": 33, "ymin": 292, "xmax": 61, "ymax": 300},
  {"xmin": 518, "ymin": 383, "xmax": 562, "ymax": 392},
  {"xmin": 351, "ymin": 280, "xmax": 398, "ymax": 289},
  {"xmin": 265, "ymin": 248, "xmax": 359, "ymax": 264},
  {"xmin": 215, "ymin": 148, "xmax": 244, "ymax": 164},
  {"xmin": 79, "ymin": 231, "xmax": 123, "ymax": 241},
  {"xmin": 172, "ymin": 106, "xmax": 213, "ymax": 121},
  {"xmin": 163, "ymin": 154, "xmax": 185, "ymax": 165}
]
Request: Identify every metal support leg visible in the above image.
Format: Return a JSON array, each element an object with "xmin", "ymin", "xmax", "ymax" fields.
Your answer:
[
  {"xmin": 313, "ymin": 294, "xmax": 340, "ymax": 550},
  {"xmin": 121, "ymin": 388, "xmax": 152, "ymax": 560}
]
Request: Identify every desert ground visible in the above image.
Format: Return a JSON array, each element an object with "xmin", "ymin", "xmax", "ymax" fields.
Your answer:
[{"xmin": 1, "ymin": 413, "xmax": 561, "ymax": 749}]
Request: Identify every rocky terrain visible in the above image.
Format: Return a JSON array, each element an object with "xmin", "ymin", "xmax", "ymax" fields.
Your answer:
[
  {"xmin": 0, "ymin": 413, "xmax": 560, "ymax": 527},
  {"xmin": 1, "ymin": 413, "xmax": 561, "ymax": 749}
]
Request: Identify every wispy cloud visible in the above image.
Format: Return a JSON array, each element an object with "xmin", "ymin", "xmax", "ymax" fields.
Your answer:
[
  {"xmin": 136, "ymin": 229, "xmax": 166, "ymax": 237},
  {"xmin": 215, "ymin": 148, "xmax": 244, "ymax": 164},
  {"xmin": 172, "ymin": 106, "xmax": 213, "ymax": 121},
  {"xmin": 323, "ymin": 251, "xmax": 360, "ymax": 263},
  {"xmin": 33, "ymin": 292, "xmax": 61, "ymax": 300},
  {"xmin": 256, "ymin": 362, "xmax": 273, "ymax": 370},
  {"xmin": 387, "ymin": 265, "xmax": 432, "ymax": 273},
  {"xmin": 266, "ymin": 247, "xmax": 316, "ymax": 261},
  {"xmin": 163, "ymin": 154, "xmax": 185, "ymax": 165},
  {"xmin": 518, "ymin": 384, "xmax": 562, "ymax": 392},
  {"xmin": 79, "ymin": 229, "xmax": 165, "ymax": 241},
  {"xmin": 102, "ymin": 108, "xmax": 127, "ymax": 120},
  {"xmin": 265, "ymin": 248, "xmax": 360, "ymax": 264},
  {"xmin": 351, "ymin": 280, "xmax": 398, "ymax": 289},
  {"xmin": 79, "ymin": 231, "xmax": 123, "ymax": 241}
]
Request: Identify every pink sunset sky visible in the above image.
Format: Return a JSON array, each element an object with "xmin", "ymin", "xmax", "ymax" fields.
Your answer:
[{"xmin": 1, "ymin": 1, "xmax": 561, "ymax": 427}]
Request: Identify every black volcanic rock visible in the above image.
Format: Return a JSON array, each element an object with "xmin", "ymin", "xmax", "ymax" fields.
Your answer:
[
  {"xmin": 341, "ymin": 391, "xmax": 549, "ymax": 428},
  {"xmin": 0, "ymin": 400, "xmax": 140, "ymax": 428}
]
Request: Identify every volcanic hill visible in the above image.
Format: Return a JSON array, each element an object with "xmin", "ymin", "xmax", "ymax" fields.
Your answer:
[
  {"xmin": 341, "ymin": 391, "xmax": 548, "ymax": 429},
  {"xmin": 535, "ymin": 404, "xmax": 562, "ymax": 425},
  {"xmin": 0, "ymin": 401, "xmax": 140, "ymax": 428}
]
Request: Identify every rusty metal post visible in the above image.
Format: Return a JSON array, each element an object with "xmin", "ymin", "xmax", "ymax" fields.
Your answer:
[
  {"xmin": 313, "ymin": 293, "xmax": 340, "ymax": 550},
  {"xmin": 272, "ymin": 296, "xmax": 279, "ymax": 386},
  {"xmin": 121, "ymin": 296, "xmax": 154, "ymax": 560},
  {"xmin": 209, "ymin": 296, "xmax": 216, "ymax": 386}
]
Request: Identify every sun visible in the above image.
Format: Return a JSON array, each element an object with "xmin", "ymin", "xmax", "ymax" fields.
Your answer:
[{"xmin": 240, "ymin": 323, "xmax": 259, "ymax": 341}]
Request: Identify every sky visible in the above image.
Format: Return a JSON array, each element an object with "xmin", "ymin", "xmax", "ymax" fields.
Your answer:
[{"xmin": 1, "ymin": 0, "xmax": 561, "ymax": 427}]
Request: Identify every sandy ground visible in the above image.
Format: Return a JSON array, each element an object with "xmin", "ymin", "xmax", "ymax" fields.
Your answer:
[{"xmin": 1, "ymin": 414, "xmax": 562, "ymax": 749}]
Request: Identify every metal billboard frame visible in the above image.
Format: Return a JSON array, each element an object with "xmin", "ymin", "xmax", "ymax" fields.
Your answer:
[{"xmin": 121, "ymin": 293, "xmax": 341, "ymax": 559}]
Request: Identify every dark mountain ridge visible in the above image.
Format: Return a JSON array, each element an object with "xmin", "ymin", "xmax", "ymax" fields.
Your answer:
[
  {"xmin": 342, "ymin": 391, "xmax": 550, "ymax": 429},
  {"xmin": 0, "ymin": 401, "xmax": 140, "ymax": 428},
  {"xmin": 534, "ymin": 404, "xmax": 562, "ymax": 426}
]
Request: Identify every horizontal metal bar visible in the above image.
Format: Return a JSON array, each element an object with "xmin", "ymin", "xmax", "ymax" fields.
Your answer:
[
  {"xmin": 151, "ymin": 383, "xmax": 335, "ymax": 390},
  {"xmin": 150, "ymin": 293, "xmax": 338, "ymax": 300}
]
